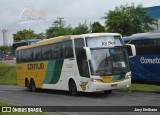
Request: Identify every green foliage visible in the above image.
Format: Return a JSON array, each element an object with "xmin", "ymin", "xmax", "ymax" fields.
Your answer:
[
  {"xmin": 13, "ymin": 29, "xmax": 45, "ymax": 42},
  {"xmin": 104, "ymin": 4, "xmax": 156, "ymax": 36},
  {"xmin": 46, "ymin": 26, "xmax": 72, "ymax": 38},
  {"xmin": 72, "ymin": 22, "xmax": 89, "ymax": 35},
  {"xmin": 46, "ymin": 19, "xmax": 72, "ymax": 38},
  {"xmin": 0, "ymin": 62, "xmax": 17, "ymax": 85},
  {"xmin": 0, "ymin": 46, "xmax": 12, "ymax": 55},
  {"xmin": 35, "ymin": 32, "xmax": 46, "ymax": 39},
  {"xmin": 46, "ymin": 19, "xmax": 89, "ymax": 38},
  {"xmin": 92, "ymin": 22, "xmax": 105, "ymax": 33}
]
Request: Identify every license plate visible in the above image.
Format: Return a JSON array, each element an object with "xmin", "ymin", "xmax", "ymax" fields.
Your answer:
[
  {"xmin": 111, "ymin": 84, "xmax": 118, "ymax": 87},
  {"xmin": 101, "ymin": 76, "xmax": 113, "ymax": 82}
]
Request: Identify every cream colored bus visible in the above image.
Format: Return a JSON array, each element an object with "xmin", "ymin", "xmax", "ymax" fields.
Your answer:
[{"xmin": 16, "ymin": 33, "xmax": 135, "ymax": 95}]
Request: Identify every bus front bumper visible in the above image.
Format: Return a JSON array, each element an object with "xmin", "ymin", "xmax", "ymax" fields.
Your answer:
[{"xmin": 90, "ymin": 78, "xmax": 131, "ymax": 92}]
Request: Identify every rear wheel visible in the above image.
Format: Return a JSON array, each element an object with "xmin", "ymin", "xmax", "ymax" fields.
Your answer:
[
  {"xmin": 25, "ymin": 79, "xmax": 31, "ymax": 91},
  {"xmin": 69, "ymin": 80, "xmax": 78, "ymax": 96},
  {"xmin": 30, "ymin": 79, "xmax": 36, "ymax": 92}
]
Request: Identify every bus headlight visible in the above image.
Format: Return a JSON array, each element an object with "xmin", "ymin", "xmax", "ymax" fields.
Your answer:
[
  {"xmin": 125, "ymin": 75, "xmax": 131, "ymax": 79},
  {"xmin": 91, "ymin": 78, "xmax": 103, "ymax": 82}
]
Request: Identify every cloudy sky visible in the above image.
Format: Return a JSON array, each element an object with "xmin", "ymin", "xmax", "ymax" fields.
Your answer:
[{"xmin": 0, "ymin": 0, "xmax": 160, "ymax": 45}]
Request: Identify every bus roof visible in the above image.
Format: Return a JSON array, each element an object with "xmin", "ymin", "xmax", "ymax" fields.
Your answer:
[
  {"xmin": 123, "ymin": 32, "xmax": 160, "ymax": 41},
  {"xmin": 13, "ymin": 38, "xmax": 41, "ymax": 44},
  {"xmin": 16, "ymin": 33, "xmax": 121, "ymax": 51},
  {"xmin": 72, "ymin": 33, "xmax": 121, "ymax": 38}
]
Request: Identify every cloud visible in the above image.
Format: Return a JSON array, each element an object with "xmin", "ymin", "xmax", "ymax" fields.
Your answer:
[{"xmin": 0, "ymin": 0, "xmax": 160, "ymax": 45}]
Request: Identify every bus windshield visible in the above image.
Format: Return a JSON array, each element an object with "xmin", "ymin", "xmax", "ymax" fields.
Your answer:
[
  {"xmin": 86, "ymin": 36, "xmax": 129, "ymax": 76},
  {"xmin": 89, "ymin": 47, "xmax": 130, "ymax": 75}
]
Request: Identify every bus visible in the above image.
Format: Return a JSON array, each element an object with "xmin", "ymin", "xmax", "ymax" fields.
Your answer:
[
  {"xmin": 16, "ymin": 33, "xmax": 135, "ymax": 95},
  {"xmin": 13, "ymin": 39, "xmax": 41, "ymax": 56},
  {"xmin": 124, "ymin": 32, "xmax": 160, "ymax": 82}
]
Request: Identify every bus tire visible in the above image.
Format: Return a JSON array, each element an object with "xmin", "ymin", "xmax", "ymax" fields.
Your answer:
[
  {"xmin": 69, "ymin": 80, "xmax": 78, "ymax": 96},
  {"xmin": 104, "ymin": 90, "xmax": 112, "ymax": 94},
  {"xmin": 30, "ymin": 79, "xmax": 36, "ymax": 92},
  {"xmin": 25, "ymin": 78, "xmax": 31, "ymax": 91}
]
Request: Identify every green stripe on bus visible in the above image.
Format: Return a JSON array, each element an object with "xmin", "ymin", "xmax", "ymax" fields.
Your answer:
[
  {"xmin": 50, "ymin": 59, "xmax": 64, "ymax": 84},
  {"xmin": 43, "ymin": 61, "xmax": 56, "ymax": 84},
  {"xmin": 43, "ymin": 59, "xmax": 64, "ymax": 84}
]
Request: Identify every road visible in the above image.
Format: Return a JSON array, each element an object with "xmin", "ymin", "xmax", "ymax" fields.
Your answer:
[{"xmin": 0, "ymin": 85, "xmax": 159, "ymax": 115}]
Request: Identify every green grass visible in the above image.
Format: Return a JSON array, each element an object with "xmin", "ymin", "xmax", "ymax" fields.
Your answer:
[
  {"xmin": 124, "ymin": 83, "xmax": 160, "ymax": 91},
  {"xmin": 0, "ymin": 101, "xmax": 45, "ymax": 115},
  {"xmin": 0, "ymin": 62, "xmax": 17, "ymax": 85}
]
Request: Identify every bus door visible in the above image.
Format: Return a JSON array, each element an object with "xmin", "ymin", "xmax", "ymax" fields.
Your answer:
[{"xmin": 74, "ymin": 38, "xmax": 90, "ymax": 91}]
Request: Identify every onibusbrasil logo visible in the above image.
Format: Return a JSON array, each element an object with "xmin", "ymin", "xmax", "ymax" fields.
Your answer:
[
  {"xmin": 18, "ymin": 7, "xmax": 47, "ymax": 24},
  {"xmin": 1, "ymin": 107, "xmax": 42, "ymax": 112}
]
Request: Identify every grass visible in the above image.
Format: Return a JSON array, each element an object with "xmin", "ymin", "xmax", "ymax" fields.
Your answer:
[
  {"xmin": 0, "ymin": 62, "xmax": 17, "ymax": 85},
  {"xmin": 123, "ymin": 83, "xmax": 160, "ymax": 91}
]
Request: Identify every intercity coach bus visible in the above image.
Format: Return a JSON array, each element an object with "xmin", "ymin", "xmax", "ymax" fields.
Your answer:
[
  {"xmin": 16, "ymin": 33, "xmax": 135, "ymax": 95},
  {"xmin": 124, "ymin": 32, "xmax": 160, "ymax": 82}
]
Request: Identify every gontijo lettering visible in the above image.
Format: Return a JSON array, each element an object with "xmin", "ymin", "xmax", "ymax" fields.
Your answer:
[{"xmin": 28, "ymin": 63, "xmax": 44, "ymax": 70}]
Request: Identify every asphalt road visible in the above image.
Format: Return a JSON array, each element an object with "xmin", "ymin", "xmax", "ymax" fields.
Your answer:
[{"xmin": 0, "ymin": 85, "xmax": 159, "ymax": 115}]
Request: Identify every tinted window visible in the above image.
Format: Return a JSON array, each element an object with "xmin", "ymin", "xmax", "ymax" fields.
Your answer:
[
  {"xmin": 62, "ymin": 41, "xmax": 74, "ymax": 58},
  {"xmin": 34, "ymin": 47, "xmax": 41, "ymax": 61},
  {"xmin": 21, "ymin": 49, "xmax": 27, "ymax": 62},
  {"xmin": 29, "ymin": 48, "xmax": 34, "ymax": 62},
  {"xmin": 42, "ymin": 44, "xmax": 52, "ymax": 60},
  {"xmin": 16, "ymin": 51, "xmax": 20, "ymax": 63},
  {"xmin": 52, "ymin": 43, "xmax": 62, "ymax": 59},
  {"xmin": 130, "ymin": 39, "xmax": 160, "ymax": 55}
]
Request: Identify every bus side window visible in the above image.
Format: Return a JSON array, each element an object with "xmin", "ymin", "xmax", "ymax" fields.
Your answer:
[
  {"xmin": 143, "ymin": 39, "xmax": 157, "ymax": 54},
  {"xmin": 52, "ymin": 43, "xmax": 62, "ymax": 59},
  {"xmin": 62, "ymin": 41, "xmax": 74, "ymax": 58},
  {"xmin": 156, "ymin": 39, "xmax": 160, "ymax": 54},
  {"xmin": 130, "ymin": 40, "xmax": 143, "ymax": 55},
  {"xmin": 42, "ymin": 45, "xmax": 52, "ymax": 60},
  {"xmin": 34, "ymin": 47, "xmax": 42, "ymax": 61},
  {"xmin": 74, "ymin": 38, "xmax": 90, "ymax": 78},
  {"xmin": 17, "ymin": 51, "xmax": 20, "ymax": 63},
  {"xmin": 126, "ymin": 46, "xmax": 132, "ymax": 56},
  {"xmin": 21, "ymin": 49, "xmax": 27, "ymax": 62}
]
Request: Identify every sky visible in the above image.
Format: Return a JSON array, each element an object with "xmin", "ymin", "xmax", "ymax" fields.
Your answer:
[{"xmin": 0, "ymin": 0, "xmax": 160, "ymax": 45}]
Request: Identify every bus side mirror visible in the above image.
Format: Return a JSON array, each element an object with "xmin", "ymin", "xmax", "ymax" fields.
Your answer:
[
  {"xmin": 126, "ymin": 44, "xmax": 136, "ymax": 58},
  {"xmin": 83, "ymin": 47, "xmax": 91, "ymax": 61}
]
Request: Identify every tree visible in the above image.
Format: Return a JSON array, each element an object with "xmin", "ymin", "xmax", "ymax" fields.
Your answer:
[
  {"xmin": 104, "ymin": 4, "xmax": 156, "ymax": 36},
  {"xmin": 91, "ymin": 22, "xmax": 105, "ymax": 33},
  {"xmin": 0, "ymin": 46, "xmax": 12, "ymax": 55},
  {"xmin": 72, "ymin": 22, "xmax": 89, "ymax": 35},
  {"xmin": 35, "ymin": 32, "xmax": 46, "ymax": 39},
  {"xmin": 46, "ymin": 18, "xmax": 72, "ymax": 38},
  {"xmin": 13, "ymin": 29, "xmax": 45, "ymax": 42}
]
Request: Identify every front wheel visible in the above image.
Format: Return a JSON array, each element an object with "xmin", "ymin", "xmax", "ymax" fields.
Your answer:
[{"xmin": 69, "ymin": 80, "xmax": 78, "ymax": 96}]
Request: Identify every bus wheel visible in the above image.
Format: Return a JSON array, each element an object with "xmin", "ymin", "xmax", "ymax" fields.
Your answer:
[
  {"xmin": 25, "ymin": 79, "xmax": 31, "ymax": 91},
  {"xmin": 104, "ymin": 90, "xmax": 112, "ymax": 94},
  {"xmin": 69, "ymin": 80, "xmax": 78, "ymax": 96},
  {"xmin": 30, "ymin": 79, "xmax": 36, "ymax": 92}
]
